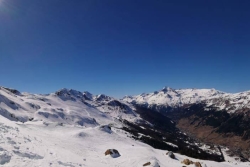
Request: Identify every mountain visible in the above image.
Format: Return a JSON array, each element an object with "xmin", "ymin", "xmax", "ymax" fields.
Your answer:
[
  {"xmin": 123, "ymin": 86, "xmax": 250, "ymax": 160},
  {"xmin": 0, "ymin": 85, "xmax": 249, "ymax": 166},
  {"xmin": 0, "ymin": 86, "xmax": 141, "ymax": 125},
  {"xmin": 123, "ymin": 86, "xmax": 250, "ymax": 113},
  {"xmin": 0, "ymin": 113, "xmax": 243, "ymax": 167}
]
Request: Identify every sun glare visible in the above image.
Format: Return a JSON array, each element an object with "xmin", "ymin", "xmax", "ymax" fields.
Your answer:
[{"xmin": 0, "ymin": 0, "xmax": 3, "ymax": 5}]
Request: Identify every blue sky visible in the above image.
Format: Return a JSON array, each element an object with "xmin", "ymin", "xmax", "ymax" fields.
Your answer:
[{"xmin": 0, "ymin": 0, "xmax": 249, "ymax": 97}]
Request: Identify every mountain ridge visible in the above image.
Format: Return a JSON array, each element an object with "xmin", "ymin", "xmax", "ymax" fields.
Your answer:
[
  {"xmin": 0, "ymin": 85, "xmax": 231, "ymax": 162},
  {"xmin": 2, "ymin": 85, "xmax": 250, "ymax": 114},
  {"xmin": 2, "ymin": 85, "xmax": 250, "ymax": 163},
  {"xmin": 122, "ymin": 86, "xmax": 250, "ymax": 113}
]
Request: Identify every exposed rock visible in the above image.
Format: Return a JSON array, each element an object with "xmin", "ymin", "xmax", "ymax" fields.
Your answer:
[
  {"xmin": 0, "ymin": 152, "xmax": 11, "ymax": 165},
  {"xmin": 194, "ymin": 162, "xmax": 202, "ymax": 167},
  {"xmin": 95, "ymin": 94, "xmax": 111, "ymax": 101},
  {"xmin": 181, "ymin": 159, "xmax": 193, "ymax": 165},
  {"xmin": 1, "ymin": 87, "xmax": 21, "ymax": 95},
  {"xmin": 104, "ymin": 149, "xmax": 120, "ymax": 158},
  {"xmin": 99, "ymin": 125, "xmax": 112, "ymax": 133},
  {"xmin": 166, "ymin": 151, "xmax": 175, "ymax": 159},
  {"xmin": 143, "ymin": 162, "xmax": 151, "ymax": 166}
]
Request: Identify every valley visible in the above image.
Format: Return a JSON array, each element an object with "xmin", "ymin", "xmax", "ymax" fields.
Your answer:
[{"xmin": 0, "ymin": 86, "xmax": 250, "ymax": 166}]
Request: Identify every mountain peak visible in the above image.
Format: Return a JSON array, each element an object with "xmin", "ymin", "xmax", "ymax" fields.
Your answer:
[
  {"xmin": 161, "ymin": 86, "xmax": 174, "ymax": 92},
  {"xmin": 95, "ymin": 94, "xmax": 112, "ymax": 101},
  {"xmin": 0, "ymin": 86, "xmax": 21, "ymax": 95},
  {"xmin": 54, "ymin": 88, "xmax": 85, "ymax": 99},
  {"xmin": 122, "ymin": 86, "xmax": 236, "ymax": 109}
]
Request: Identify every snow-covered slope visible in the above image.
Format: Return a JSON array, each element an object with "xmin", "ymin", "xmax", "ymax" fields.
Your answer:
[
  {"xmin": 123, "ymin": 86, "xmax": 250, "ymax": 113},
  {"xmin": 0, "ymin": 86, "xmax": 140, "ymax": 126},
  {"xmin": 1, "ymin": 86, "xmax": 250, "ymax": 166},
  {"xmin": 0, "ymin": 109, "xmax": 248, "ymax": 167},
  {"xmin": 205, "ymin": 90, "xmax": 250, "ymax": 113},
  {"xmin": 123, "ymin": 87, "xmax": 225, "ymax": 107},
  {"xmin": 91, "ymin": 94, "xmax": 139, "ymax": 122}
]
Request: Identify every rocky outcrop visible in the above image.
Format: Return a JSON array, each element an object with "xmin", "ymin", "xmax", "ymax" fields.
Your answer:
[
  {"xmin": 104, "ymin": 149, "xmax": 120, "ymax": 158},
  {"xmin": 143, "ymin": 162, "xmax": 151, "ymax": 166},
  {"xmin": 194, "ymin": 162, "xmax": 202, "ymax": 167},
  {"xmin": 166, "ymin": 151, "xmax": 175, "ymax": 159},
  {"xmin": 99, "ymin": 125, "xmax": 112, "ymax": 133},
  {"xmin": 181, "ymin": 159, "xmax": 193, "ymax": 165}
]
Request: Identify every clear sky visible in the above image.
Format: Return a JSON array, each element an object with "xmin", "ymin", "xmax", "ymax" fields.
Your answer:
[{"xmin": 0, "ymin": 0, "xmax": 249, "ymax": 97}]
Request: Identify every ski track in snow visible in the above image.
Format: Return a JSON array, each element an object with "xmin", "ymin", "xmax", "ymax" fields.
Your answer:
[{"xmin": 84, "ymin": 109, "xmax": 90, "ymax": 118}]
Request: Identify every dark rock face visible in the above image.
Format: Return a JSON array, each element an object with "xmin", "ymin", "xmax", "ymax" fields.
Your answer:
[
  {"xmin": 134, "ymin": 106, "xmax": 176, "ymax": 132},
  {"xmin": 135, "ymin": 103, "xmax": 174, "ymax": 114},
  {"xmin": 107, "ymin": 100, "xmax": 127, "ymax": 109}
]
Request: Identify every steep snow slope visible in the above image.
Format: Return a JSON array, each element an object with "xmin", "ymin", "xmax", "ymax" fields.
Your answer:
[
  {"xmin": 123, "ymin": 87, "xmax": 250, "ymax": 113},
  {"xmin": 0, "ymin": 87, "xmax": 140, "ymax": 126},
  {"xmin": 91, "ymin": 94, "xmax": 139, "ymax": 122},
  {"xmin": 0, "ymin": 114, "xmax": 248, "ymax": 167}
]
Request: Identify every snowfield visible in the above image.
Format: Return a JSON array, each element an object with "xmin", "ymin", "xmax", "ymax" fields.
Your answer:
[
  {"xmin": 0, "ymin": 116, "xmax": 249, "ymax": 167},
  {"xmin": 0, "ymin": 86, "xmax": 250, "ymax": 166}
]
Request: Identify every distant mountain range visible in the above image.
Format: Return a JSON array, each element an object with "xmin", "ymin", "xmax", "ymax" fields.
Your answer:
[
  {"xmin": 123, "ymin": 86, "xmax": 250, "ymax": 160},
  {"xmin": 123, "ymin": 86, "xmax": 250, "ymax": 113}
]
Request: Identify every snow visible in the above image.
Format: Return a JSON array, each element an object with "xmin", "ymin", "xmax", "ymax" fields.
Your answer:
[
  {"xmin": 1, "ymin": 86, "xmax": 250, "ymax": 166},
  {"xmin": 0, "ymin": 86, "xmax": 141, "ymax": 126},
  {"xmin": 164, "ymin": 142, "xmax": 178, "ymax": 148},
  {"xmin": 123, "ymin": 87, "xmax": 225, "ymax": 107},
  {"xmin": 0, "ymin": 115, "xmax": 249, "ymax": 167},
  {"xmin": 123, "ymin": 87, "xmax": 250, "ymax": 113}
]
